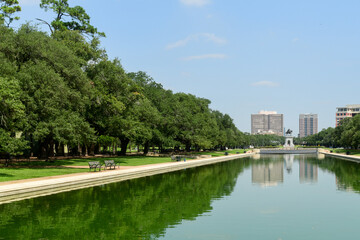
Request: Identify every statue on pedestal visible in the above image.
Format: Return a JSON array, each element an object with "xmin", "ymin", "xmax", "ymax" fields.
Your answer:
[{"xmin": 284, "ymin": 129, "xmax": 295, "ymax": 148}]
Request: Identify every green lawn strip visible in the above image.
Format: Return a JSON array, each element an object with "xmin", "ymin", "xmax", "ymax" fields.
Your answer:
[
  {"xmin": 11, "ymin": 156, "xmax": 172, "ymax": 167},
  {"xmin": 0, "ymin": 168, "xmax": 88, "ymax": 182},
  {"xmin": 322, "ymin": 148, "xmax": 360, "ymax": 156}
]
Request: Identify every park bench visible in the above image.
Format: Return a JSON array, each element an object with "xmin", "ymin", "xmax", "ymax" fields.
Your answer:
[
  {"xmin": 104, "ymin": 160, "xmax": 120, "ymax": 170},
  {"xmin": 171, "ymin": 155, "xmax": 182, "ymax": 162},
  {"xmin": 88, "ymin": 161, "xmax": 103, "ymax": 172}
]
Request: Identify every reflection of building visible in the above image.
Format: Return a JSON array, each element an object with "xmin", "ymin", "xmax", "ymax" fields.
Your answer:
[
  {"xmin": 252, "ymin": 161, "xmax": 283, "ymax": 187},
  {"xmin": 251, "ymin": 111, "xmax": 284, "ymax": 136},
  {"xmin": 299, "ymin": 159, "xmax": 318, "ymax": 183},
  {"xmin": 299, "ymin": 114, "xmax": 318, "ymax": 138},
  {"xmin": 284, "ymin": 154, "xmax": 294, "ymax": 173},
  {"xmin": 336, "ymin": 104, "xmax": 360, "ymax": 127}
]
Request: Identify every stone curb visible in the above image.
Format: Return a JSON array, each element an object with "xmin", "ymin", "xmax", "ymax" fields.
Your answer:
[{"xmin": 320, "ymin": 151, "xmax": 360, "ymax": 163}]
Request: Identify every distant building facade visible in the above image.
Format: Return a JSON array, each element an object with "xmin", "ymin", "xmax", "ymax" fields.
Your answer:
[
  {"xmin": 299, "ymin": 114, "xmax": 318, "ymax": 138},
  {"xmin": 336, "ymin": 104, "xmax": 360, "ymax": 127},
  {"xmin": 251, "ymin": 111, "xmax": 284, "ymax": 136}
]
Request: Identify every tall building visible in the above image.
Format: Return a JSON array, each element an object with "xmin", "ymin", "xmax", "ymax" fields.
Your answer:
[
  {"xmin": 251, "ymin": 111, "xmax": 284, "ymax": 136},
  {"xmin": 336, "ymin": 104, "xmax": 360, "ymax": 127},
  {"xmin": 299, "ymin": 114, "xmax": 318, "ymax": 138}
]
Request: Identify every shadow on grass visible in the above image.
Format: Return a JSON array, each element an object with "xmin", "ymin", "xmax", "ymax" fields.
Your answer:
[{"xmin": 0, "ymin": 173, "xmax": 14, "ymax": 177}]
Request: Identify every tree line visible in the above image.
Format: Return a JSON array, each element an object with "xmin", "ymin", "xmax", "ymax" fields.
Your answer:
[
  {"xmin": 0, "ymin": 0, "xmax": 249, "ymax": 158},
  {"xmin": 301, "ymin": 115, "xmax": 360, "ymax": 149}
]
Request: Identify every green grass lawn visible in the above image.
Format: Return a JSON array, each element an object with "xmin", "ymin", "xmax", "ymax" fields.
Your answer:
[
  {"xmin": 324, "ymin": 148, "xmax": 360, "ymax": 156},
  {"xmin": 0, "ymin": 156, "xmax": 173, "ymax": 182},
  {"xmin": 0, "ymin": 168, "xmax": 88, "ymax": 182}
]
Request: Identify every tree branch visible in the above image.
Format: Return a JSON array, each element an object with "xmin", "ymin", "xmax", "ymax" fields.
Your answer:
[{"xmin": 36, "ymin": 18, "xmax": 54, "ymax": 34}]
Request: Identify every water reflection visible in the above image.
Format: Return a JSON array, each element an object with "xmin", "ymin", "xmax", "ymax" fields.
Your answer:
[
  {"xmin": 0, "ymin": 159, "xmax": 251, "ymax": 240},
  {"xmin": 252, "ymin": 159, "xmax": 283, "ymax": 187},
  {"xmin": 299, "ymin": 157, "xmax": 318, "ymax": 183},
  {"xmin": 284, "ymin": 154, "xmax": 294, "ymax": 173},
  {"xmin": 1, "ymin": 155, "xmax": 360, "ymax": 239},
  {"xmin": 251, "ymin": 154, "xmax": 320, "ymax": 186}
]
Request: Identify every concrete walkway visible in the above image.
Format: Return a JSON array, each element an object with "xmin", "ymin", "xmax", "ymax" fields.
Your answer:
[{"xmin": 0, "ymin": 153, "xmax": 254, "ymax": 205}]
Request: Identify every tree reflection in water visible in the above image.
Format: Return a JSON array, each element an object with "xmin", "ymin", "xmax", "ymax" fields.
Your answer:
[
  {"xmin": 1, "ymin": 154, "xmax": 360, "ymax": 239},
  {"xmin": 0, "ymin": 159, "xmax": 251, "ymax": 240}
]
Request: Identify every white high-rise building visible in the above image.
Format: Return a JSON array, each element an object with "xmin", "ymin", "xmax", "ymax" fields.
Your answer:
[{"xmin": 251, "ymin": 111, "xmax": 284, "ymax": 136}]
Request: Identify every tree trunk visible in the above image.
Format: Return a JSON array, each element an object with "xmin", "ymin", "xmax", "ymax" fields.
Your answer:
[
  {"xmin": 78, "ymin": 144, "xmax": 82, "ymax": 156},
  {"xmin": 57, "ymin": 143, "xmax": 65, "ymax": 156},
  {"xmin": 185, "ymin": 143, "xmax": 191, "ymax": 152},
  {"xmin": 143, "ymin": 141, "xmax": 149, "ymax": 155},
  {"xmin": 89, "ymin": 143, "xmax": 95, "ymax": 156},
  {"xmin": 120, "ymin": 138, "xmax": 130, "ymax": 155},
  {"xmin": 112, "ymin": 143, "xmax": 116, "ymax": 155}
]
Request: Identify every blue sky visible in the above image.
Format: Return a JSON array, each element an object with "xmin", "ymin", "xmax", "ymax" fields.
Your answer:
[{"xmin": 16, "ymin": 0, "xmax": 360, "ymax": 134}]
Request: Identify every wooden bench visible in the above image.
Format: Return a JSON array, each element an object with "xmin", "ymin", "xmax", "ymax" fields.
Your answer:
[
  {"xmin": 104, "ymin": 160, "xmax": 120, "ymax": 170},
  {"xmin": 88, "ymin": 161, "xmax": 103, "ymax": 172},
  {"xmin": 171, "ymin": 156, "xmax": 182, "ymax": 162}
]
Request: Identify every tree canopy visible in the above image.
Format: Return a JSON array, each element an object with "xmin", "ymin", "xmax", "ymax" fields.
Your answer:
[
  {"xmin": 302, "ymin": 115, "xmax": 360, "ymax": 149},
  {"xmin": 0, "ymin": 3, "xmax": 247, "ymax": 158}
]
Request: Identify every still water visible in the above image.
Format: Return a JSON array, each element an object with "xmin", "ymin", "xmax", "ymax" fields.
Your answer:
[{"xmin": 1, "ymin": 154, "xmax": 360, "ymax": 239}]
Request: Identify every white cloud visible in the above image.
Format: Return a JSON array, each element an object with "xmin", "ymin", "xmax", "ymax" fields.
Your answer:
[
  {"xmin": 166, "ymin": 33, "xmax": 226, "ymax": 50},
  {"xmin": 19, "ymin": 0, "xmax": 40, "ymax": 6},
  {"xmin": 251, "ymin": 81, "xmax": 279, "ymax": 87},
  {"xmin": 182, "ymin": 54, "xmax": 226, "ymax": 61},
  {"xmin": 292, "ymin": 37, "xmax": 299, "ymax": 42},
  {"xmin": 180, "ymin": 0, "xmax": 210, "ymax": 7}
]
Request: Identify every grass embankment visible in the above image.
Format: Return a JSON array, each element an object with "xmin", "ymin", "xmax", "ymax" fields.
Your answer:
[
  {"xmin": 0, "ymin": 168, "xmax": 89, "ymax": 182},
  {"xmin": 0, "ymin": 149, "xmax": 247, "ymax": 182},
  {"xmin": 323, "ymin": 148, "xmax": 360, "ymax": 156}
]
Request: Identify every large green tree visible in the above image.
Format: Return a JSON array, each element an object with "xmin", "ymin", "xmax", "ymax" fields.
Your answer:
[
  {"xmin": 86, "ymin": 59, "xmax": 141, "ymax": 155},
  {"xmin": 0, "ymin": 24, "xmax": 95, "ymax": 158}
]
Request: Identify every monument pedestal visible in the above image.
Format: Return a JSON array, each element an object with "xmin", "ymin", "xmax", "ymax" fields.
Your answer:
[{"xmin": 284, "ymin": 136, "xmax": 295, "ymax": 149}]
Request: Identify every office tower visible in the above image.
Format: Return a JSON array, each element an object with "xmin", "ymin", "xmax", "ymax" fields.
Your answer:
[
  {"xmin": 251, "ymin": 111, "xmax": 284, "ymax": 136},
  {"xmin": 299, "ymin": 114, "xmax": 318, "ymax": 138},
  {"xmin": 336, "ymin": 104, "xmax": 360, "ymax": 127}
]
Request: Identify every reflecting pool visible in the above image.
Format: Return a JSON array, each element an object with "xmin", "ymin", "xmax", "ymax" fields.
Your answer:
[{"xmin": 1, "ymin": 154, "xmax": 360, "ymax": 239}]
